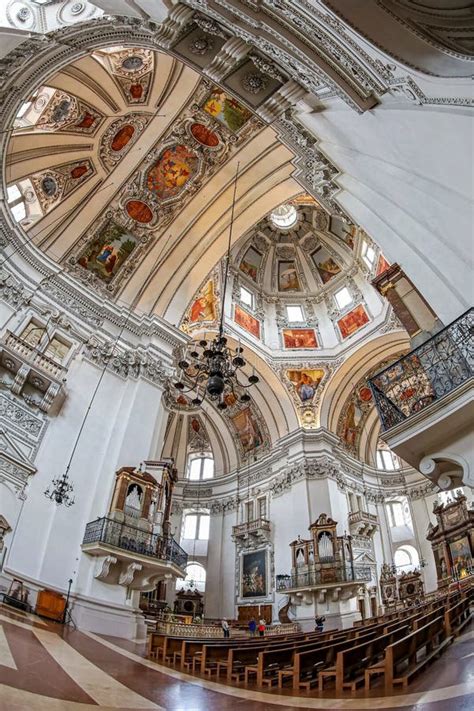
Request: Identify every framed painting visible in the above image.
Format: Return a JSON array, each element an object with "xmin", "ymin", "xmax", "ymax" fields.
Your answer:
[
  {"xmin": 202, "ymin": 88, "xmax": 252, "ymax": 132},
  {"xmin": 231, "ymin": 408, "xmax": 264, "ymax": 452},
  {"xmin": 76, "ymin": 220, "xmax": 138, "ymax": 282},
  {"xmin": 189, "ymin": 281, "xmax": 217, "ymax": 323},
  {"xmin": 282, "ymin": 329, "xmax": 318, "ymax": 349},
  {"xmin": 286, "ymin": 368, "xmax": 324, "ymax": 402},
  {"xmin": 449, "ymin": 536, "xmax": 472, "ymax": 577},
  {"xmin": 234, "ymin": 305, "xmax": 260, "ymax": 339},
  {"xmin": 241, "ymin": 549, "xmax": 267, "ymax": 598},
  {"xmin": 337, "ymin": 305, "xmax": 370, "ymax": 339},
  {"xmin": 311, "ymin": 246, "xmax": 341, "ymax": 283},
  {"xmin": 278, "ymin": 261, "xmax": 300, "ymax": 292},
  {"xmin": 146, "ymin": 144, "xmax": 199, "ymax": 200},
  {"xmin": 239, "ymin": 246, "xmax": 262, "ymax": 282}
]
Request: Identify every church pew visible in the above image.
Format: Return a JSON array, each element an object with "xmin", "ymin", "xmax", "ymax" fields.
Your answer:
[
  {"xmin": 444, "ymin": 597, "xmax": 472, "ymax": 637},
  {"xmin": 330, "ymin": 625, "xmax": 410, "ymax": 693},
  {"xmin": 293, "ymin": 629, "xmax": 381, "ymax": 691},
  {"xmin": 382, "ymin": 616, "xmax": 451, "ymax": 690}
]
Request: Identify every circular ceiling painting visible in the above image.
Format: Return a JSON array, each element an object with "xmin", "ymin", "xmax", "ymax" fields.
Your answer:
[
  {"xmin": 190, "ymin": 123, "xmax": 219, "ymax": 147},
  {"xmin": 126, "ymin": 200, "xmax": 153, "ymax": 223}
]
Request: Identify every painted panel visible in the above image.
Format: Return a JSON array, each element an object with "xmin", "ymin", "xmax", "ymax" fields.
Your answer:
[
  {"xmin": 311, "ymin": 245, "xmax": 341, "ymax": 283},
  {"xmin": 282, "ymin": 329, "xmax": 318, "ymax": 349},
  {"xmin": 76, "ymin": 221, "xmax": 137, "ymax": 282},
  {"xmin": 231, "ymin": 408, "xmax": 264, "ymax": 453},
  {"xmin": 189, "ymin": 281, "xmax": 217, "ymax": 323},
  {"xmin": 239, "ymin": 247, "xmax": 262, "ymax": 282},
  {"xmin": 202, "ymin": 88, "xmax": 252, "ymax": 132},
  {"xmin": 337, "ymin": 304, "xmax": 370, "ymax": 339},
  {"xmin": 286, "ymin": 368, "xmax": 324, "ymax": 402},
  {"xmin": 234, "ymin": 306, "xmax": 261, "ymax": 338},
  {"xmin": 242, "ymin": 549, "xmax": 267, "ymax": 598},
  {"xmin": 278, "ymin": 261, "xmax": 300, "ymax": 291},
  {"xmin": 146, "ymin": 144, "xmax": 199, "ymax": 200}
]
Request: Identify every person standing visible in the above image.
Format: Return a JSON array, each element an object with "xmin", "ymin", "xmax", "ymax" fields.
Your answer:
[
  {"xmin": 258, "ymin": 619, "xmax": 266, "ymax": 637},
  {"xmin": 248, "ymin": 618, "xmax": 257, "ymax": 636},
  {"xmin": 221, "ymin": 618, "xmax": 230, "ymax": 638}
]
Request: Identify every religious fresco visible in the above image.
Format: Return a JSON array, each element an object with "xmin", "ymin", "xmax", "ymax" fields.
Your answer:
[
  {"xmin": 30, "ymin": 160, "xmax": 95, "ymax": 215},
  {"xmin": 241, "ymin": 549, "xmax": 267, "ymax": 598},
  {"xmin": 286, "ymin": 369, "xmax": 324, "ymax": 403},
  {"xmin": 125, "ymin": 200, "xmax": 154, "ymax": 224},
  {"xmin": 311, "ymin": 245, "xmax": 341, "ymax": 283},
  {"xmin": 146, "ymin": 144, "xmax": 199, "ymax": 200},
  {"xmin": 202, "ymin": 88, "xmax": 252, "ymax": 132},
  {"xmin": 99, "ymin": 114, "xmax": 150, "ymax": 171},
  {"xmin": 188, "ymin": 280, "xmax": 217, "ymax": 323},
  {"xmin": 234, "ymin": 306, "xmax": 261, "ymax": 339},
  {"xmin": 337, "ymin": 304, "xmax": 370, "ymax": 339},
  {"xmin": 76, "ymin": 220, "xmax": 137, "ymax": 282},
  {"xmin": 190, "ymin": 122, "xmax": 220, "ymax": 147},
  {"xmin": 231, "ymin": 407, "xmax": 264, "ymax": 453},
  {"xmin": 93, "ymin": 47, "xmax": 154, "ymax": 105},
  {"xmin": 239, "ymin": 246, "xmax": 263, "ymax": 282},
  {"xmin": 278, "ymin": 261, "xmax": 300, "ymax": 291},
  {"xmin": 282, "ymin": 329, "xmax": 318, "ymax": 349},
  {"xmin": 35, "ymin": 90, "xmax": 102, "ymax": 135}
]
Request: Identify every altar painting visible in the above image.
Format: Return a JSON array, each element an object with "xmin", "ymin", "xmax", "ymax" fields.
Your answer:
[
  {"xmin": 203, "ymin": 88, "xmax": 252, "ymax": 132},
  {"xmin": 240, "ymin": 247, "xmax": 262, "ymax": 281},
  {"xmin": 189, "ymin": 281, "xmax": 217, "ymax": 323},
  {"xmin": 278, "ymin": 261, "xmax": 300, "ymax": 291},
  {"xmin": 450, "ymin": 537, "xmax": 472, "ymax": 577},
  {"xmin": 76, "ymin": 221, "xmax": 137, "ymax": 282},
  {"xmin": 232, "ymin": 408, "xmax": 263, "ymax": 452},
  {"xmin": 242, "ymin": 549, "xmax": 267, "ymax": 598},
  {"xmin": 311, "ymin": 246, "xmax": 341, "ymax": 283},
  {"xmin": 287, "ymin": 369, "xmax": 324, "ymax": 402},
  {"xmin": 282, "ymin": 329, "xmax": 318, "ymax": 349},
  {"xmin": 337, "ymin": 305, "xmax": 369, "ymax": 339},
  {"xmin": 234, "ymin": 306, "xmax": 260, "ymax": 339},
  {"xmin": 146, "ymin": 144, "xmax": 199, "ymax": 199}
]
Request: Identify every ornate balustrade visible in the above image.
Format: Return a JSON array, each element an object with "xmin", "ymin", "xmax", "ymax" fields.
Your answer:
[
  {"xmin": 369, "ymin": 309, "xmax": 473, "ymax": 431},
  {"xmin": 155, "ymin": 619, "xmax": 299, "ymax": 637},
  {"xmin": 4, "ymin": 331, "xmax": 67, "ymax": 380},
  {"xmin": 82, "ymin": 517, "xmax": 188, "ymax": 569},
  {"xmin": 276, "ymin": 565, "xmax": 371, "ymax": 592},
  {"xmin": 348, "ymin": 510, "xmax": 379, "ymax": 537},
  {"xmin": 232, "ymin": 518, "xmax": 271, "ymax": 540}
]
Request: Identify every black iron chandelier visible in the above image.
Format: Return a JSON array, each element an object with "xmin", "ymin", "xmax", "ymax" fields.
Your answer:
[
  {"xmin": 174, "ymin": 166, "xmax": 259, "ymax": 410},
  {"xmin": 44, "ymin": 471, "xmax": 75, "ymax": 507}
]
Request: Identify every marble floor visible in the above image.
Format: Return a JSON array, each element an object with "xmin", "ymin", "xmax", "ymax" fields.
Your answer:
[{"xmin": 0, "ymin": 603, "xmax": 472, "ymax": 711}]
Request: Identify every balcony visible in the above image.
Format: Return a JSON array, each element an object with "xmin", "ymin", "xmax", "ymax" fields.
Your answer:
[
  {"xmin": 232, "ymin": 518, "xmax": 271, "ymax": 542},
  {"xmin": 348, "ymin": 511, "xmax": 378, "ymax": 537},
  {"xmin": 81, "ymin": 517, "xmax": 187, "ymax": 589},
  {"xmin": 276, "ymin": 566, "xmax": 371, "ymax": 592},
  {"xmin": 0, "ymin": 331, "xmax": 67, "ymax": 413},
  {"xmin": 369, "ymin": 309, "xmax": 473, "ymax": 488}
]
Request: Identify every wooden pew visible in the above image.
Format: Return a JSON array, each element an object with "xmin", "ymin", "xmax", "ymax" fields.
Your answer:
[
  {"xmin": 331, "ymin": 625, "xmax": 409, "ymax": 693},
  {"xmin": 444, "ymin": 597, "xmax": 472, "ymax": 637},
  {"xmin": 382, "ymin": 616, "xmax": 451, "ymax": 690}
]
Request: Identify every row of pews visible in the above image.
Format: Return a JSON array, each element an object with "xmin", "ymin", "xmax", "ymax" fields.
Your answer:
[{"xmin": 147, "ymin": 588, "xmax": 472, "ymax": 695}]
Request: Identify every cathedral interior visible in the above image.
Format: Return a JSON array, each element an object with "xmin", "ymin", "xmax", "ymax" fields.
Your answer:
[{"xmin": 0, "ymin": 1, "xmax": 472, "ymax": 710}]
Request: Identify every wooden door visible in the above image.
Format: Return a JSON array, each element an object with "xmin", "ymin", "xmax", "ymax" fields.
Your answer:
[{"xmin": 259, "ymin": 604, "xmax": 272, "ymax": 623}]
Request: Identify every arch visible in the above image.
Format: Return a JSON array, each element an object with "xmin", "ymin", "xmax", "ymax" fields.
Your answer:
[{"xmin": 394, "ymin": 545, "xmax": 420, "ymax": 574}]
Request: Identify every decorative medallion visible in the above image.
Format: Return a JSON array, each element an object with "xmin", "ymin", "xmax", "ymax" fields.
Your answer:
[
  {"xmin": 190, "ymin": 122, "xmax": 219, "ymax": 147},
  {"xmin": 241, "ymin": 71, "xmax": 268, "ymax": 95},
  {"xmin": 111, "ymin": 125, "xmax": 135, "ymax": 151},
  {"xmin": 125, "ymin": 200, "xmax": 153, "ymax": 224},
  {"xmin": 189, "ymin": 35, "xmax": 214, "ymax": 56},
  {"xmin": 99, "ymin": 114, "xmax": 150, "ymax": 171}
]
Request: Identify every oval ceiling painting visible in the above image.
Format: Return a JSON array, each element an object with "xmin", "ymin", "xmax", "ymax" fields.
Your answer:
[
  {"xmin": 190, "ymin": 123, "xmax": 219, "ymax": 147},
  {"xmin": 146, "ymin": 144, "xmax": 199, "ymax": 200},
  {"xmin": 126, "ymin": 200, "xmax": 153, "ymax": 224},
  {"xmin": 111, "ymin": 124, "xmax": 135, "ymax": 152}
]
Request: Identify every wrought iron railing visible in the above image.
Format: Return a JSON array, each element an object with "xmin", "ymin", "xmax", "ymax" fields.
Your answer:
[
  {"xmin": 276, "ymin": 566, "xmax": 371, "ymax": 591},
  {"xmin": 82, "ymin": 517, "xmax": 188, "ymax": 569},
  {"xmin": 369, "ymin": 309, "xmax": 473, "ymax": 431}
]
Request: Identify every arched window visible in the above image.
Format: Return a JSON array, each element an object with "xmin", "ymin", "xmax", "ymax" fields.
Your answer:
[
  {"xmin": 175, "ymin": 562, "xmax": 206, "ymax": 592},
  {"xmin": 187, "ymin": 454, "xmax": 214, "ymax": 480},
  {"xmin": 394, "ymin": 545, "xmax": 420, "ymax": 574},
  {"xmin": 182, "ymin": 510, "xmax": 210, "ymax": 541},
  {"xmin": 376, "ymin": 443, "xmax": 400, "ymax": 471}
]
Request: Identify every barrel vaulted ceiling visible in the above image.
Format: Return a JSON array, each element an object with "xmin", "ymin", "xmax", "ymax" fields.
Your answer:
[{"xmin": 5, "ymin": 44, "xmax": 302, "ymax": 321}]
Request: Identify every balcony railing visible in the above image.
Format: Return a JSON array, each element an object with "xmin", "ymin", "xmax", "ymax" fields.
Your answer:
[
  {"xmin": 82, "ymin": 517, "xmax": 188, "ymax": 569},
  {"xmin": 232, "ymin": 518, "xmax": 271, "ymax": 537},
  {"xmin": 348, "ymin": 511, "xmax": 378, "ymax": 525},
  {"xmin": 369, "ymin": 309, "xmax": 473, "ymax": 431},
  {"xmin": 276, "ymin": 566, "xmax": 371, "ymax": 591},
  {"xmin": 3, "ymin": 331, "xmax": 67, "ymax": 380}
]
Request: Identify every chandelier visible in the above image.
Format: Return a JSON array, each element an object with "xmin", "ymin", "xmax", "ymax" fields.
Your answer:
[
  {"xmin": 174, "ymin": 166, "xmax": 259, "ymax": 410},
  {"xmin": 44, "ymin": 471, "xmax": 75, "ymax": 507}
]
